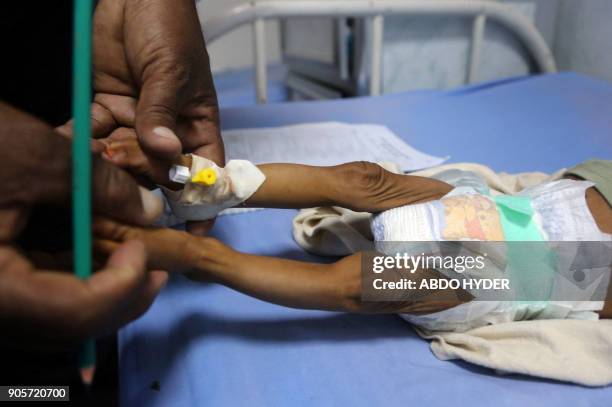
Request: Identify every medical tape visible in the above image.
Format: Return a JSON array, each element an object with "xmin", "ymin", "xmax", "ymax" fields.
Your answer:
[{"xmin": 161, "ymin": 155, "xmax": 266, "ymax": 221}]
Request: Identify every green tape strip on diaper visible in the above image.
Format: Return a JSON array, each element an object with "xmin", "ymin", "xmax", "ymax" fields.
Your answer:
[
  {"xmin": 493, "ymin": 195, "xmax": 542, "ymax": 242},
  {"xmin": 493, "ymin": 195, "xmax": 554, "ymax": 306}
]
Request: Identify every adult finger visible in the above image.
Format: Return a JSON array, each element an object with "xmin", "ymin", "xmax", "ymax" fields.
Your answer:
[
  {"xmin": 56, "ymin": 96, "xmax": 137, "ymax": 139},
  {"xmin": 0, "ymin": 206, "xmax": 29, "ymax": 242},
  {"xmin": 191, "ymin": 137, "xmax": 225, "ymax": 167},
  {"xmin": 0, "ymin": 242, "xmax": 167, "ymax": 344},
  {"xmin": 0, "ymin": 111, "xmax": 161, "ymax": 227},
  {"xmin": 92, "ymin": 154, "xmax": 164, "ymax": 225},
  {"xmin": 91, "ymin": 240, "xmax": 168, "ymax": 327},
  {"xmin": 177, "ymin": 114, "xmax": 225, "ymax": 166},
  {"xmin": 134, "ymin": 64, "xmax": 184, "ymax": 159}
]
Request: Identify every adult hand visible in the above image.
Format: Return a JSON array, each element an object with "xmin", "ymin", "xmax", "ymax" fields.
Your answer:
[
  {"xmin": 57, "ymin": 0, "xmax": 224, "ymax": 235},
  {"xmin": 0, "ymin": 103, "xmax": 167, "ymax": 345},
  {"xmin": 89, "ymin": 0, "xmax": 223, "ymax": 163}
]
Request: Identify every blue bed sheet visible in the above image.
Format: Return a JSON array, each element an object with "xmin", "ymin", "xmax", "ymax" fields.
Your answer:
[
  {"xmin": 120, "ymin": 73, "xmax": 612, "ymax": 407},
  {"xmin": 220, "ymin": 72, "xmax": 612, "ymax": 173}
]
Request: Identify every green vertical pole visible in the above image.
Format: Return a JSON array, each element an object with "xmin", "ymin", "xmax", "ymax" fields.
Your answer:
[{"xmin": 72, "ymin": 0, "xmax": 95, "ymax": 369}]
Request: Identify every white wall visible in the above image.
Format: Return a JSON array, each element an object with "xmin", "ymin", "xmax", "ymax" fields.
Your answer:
[
  {"xmin": 197, "ymin": 0, "xmax": 281, "ymax": 73},
  {"xmin": 553, "ymin": 0, "xmax": 612, "ymax": 83},
  {"xmin": 380, "ymin": 0, "xmax": 554, "ymax": 92},
  {"xmin": 267, "ymin": 0, "xmax": 555, "ymax": 92},
  {"xmin": 533, "ymin": 0, "xmax": 560, "ymax": 48},
  {"xmin": 198, "ymin": 0, "xmax": 612, "ymax": 85}
]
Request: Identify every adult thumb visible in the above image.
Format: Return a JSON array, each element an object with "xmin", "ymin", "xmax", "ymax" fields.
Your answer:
[
  {"xmin": 135, "ymin": 71, "xmax": 184, "ymax": 159},
  {"xmin": 85, "ymin": 240, "xmax": 167, "ymax": 336},
  {"xmin": 92, "ymin": 155, "xmax": 164, "ymax": 225}
]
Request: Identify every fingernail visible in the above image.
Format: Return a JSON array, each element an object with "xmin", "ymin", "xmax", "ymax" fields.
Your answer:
[
  {"xmin": 152, "ymin": 270, "xmax": 169, "ymax": 289},
  {"xmin": 139, "ymin": 187, "xmax": 164, "ymax": 223},
  {"xmin": 153, "ymin": 126, "xmax": 179, "ymax": 142},
  {"xmin": 80, "ymin": 366, "xmax": 95, "ymax": 387},
  {"xmin": 91, "ymin": 139, "xmax": 106, "ymax": 155}
]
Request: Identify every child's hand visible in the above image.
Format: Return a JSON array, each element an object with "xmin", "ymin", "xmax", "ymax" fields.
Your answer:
[
  {"xmin": 99, "ymin": 128, "xmax": 189, "ymax": 189},
  {"xmin": 99, "ymin": 129, "xmax": 218, "ymax": 235},
  {"xmin": 94, "ymin": 217, "xmax": 200, "ymax": 272}
]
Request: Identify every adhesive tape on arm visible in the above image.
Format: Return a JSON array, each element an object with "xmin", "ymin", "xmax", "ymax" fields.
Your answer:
[{"xmin": 161, "ymin": 155, "xmax": 266, "ymax": 221}]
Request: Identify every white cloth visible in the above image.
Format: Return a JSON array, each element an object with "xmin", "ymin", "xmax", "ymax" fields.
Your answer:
[
  {"xmin": 419, "ymin": 319, "xmax": 612, "ymax": 387},
  {"xmin": 292, "ymin": 207, "xmax": 373, "ymax": 256}
]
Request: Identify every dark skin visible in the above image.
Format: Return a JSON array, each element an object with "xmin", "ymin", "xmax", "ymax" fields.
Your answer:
[
  {"xmin": 0, "ymin": 103, "xmax": 168, "ymax": 346},
  {"xmin": 94, "ymin": 161, "xmax": 458, "ymax": 314},
  {"xmin": 56, "ymin": 0, "xmax": 224, "ymax": 161},
  {"xmin": 1, "ymin": 0, "xmax": 225, "ymax": 346},
  {"xmin": 97, "ymin": 134, "xmax": 612, "ymax": 318},
  {"xmin": 566, "ymin": 175, "xmax": 612, "ymax": 317},
  {"xmin": 57, "ymin": 0, "xmax": 224, "ymax": 236}
]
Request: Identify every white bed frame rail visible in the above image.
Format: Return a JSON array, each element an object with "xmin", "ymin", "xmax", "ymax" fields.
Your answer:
[{"xmin": 202, "ymin": 0, "xmax": 557, "ymax": 104}]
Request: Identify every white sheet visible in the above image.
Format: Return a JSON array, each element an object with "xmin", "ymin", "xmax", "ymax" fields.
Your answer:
[{"xmin": 222, "ymin": 122, "xmax": 447, "ymax": 172}]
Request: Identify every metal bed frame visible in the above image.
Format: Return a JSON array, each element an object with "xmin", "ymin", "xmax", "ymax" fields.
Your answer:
[{"xmin": 201, "ymin": 0, "xmax": 557, "ymax": 104}]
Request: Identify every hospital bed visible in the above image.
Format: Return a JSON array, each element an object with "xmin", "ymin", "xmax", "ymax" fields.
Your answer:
[
  {"xmin": 213, "ymin": 64, "xmax": 289, "ymax": 108},
  {"xmin": 209, "ymin": 0, "xmax": 556, "ymax": 104},
  {"xmin": 119, "ymin": 2, "xmax": 612, "ymax": 406}
]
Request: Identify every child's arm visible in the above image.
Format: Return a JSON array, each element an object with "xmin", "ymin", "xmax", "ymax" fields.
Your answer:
[
  {"xmin": 102, "ymin": 132, "xmax": 452, "ymax": 212},
  {"xmin": 93, "ymin": 218, "xmax": 467, "ymax": 314},
  {"xmin": 245, "ymin": 162, "xmax": 452, "ymax": 212}
]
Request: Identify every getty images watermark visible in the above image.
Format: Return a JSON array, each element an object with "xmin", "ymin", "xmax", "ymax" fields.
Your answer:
[
  {"xmin": 370, "ymin": 251, "xmax": 509, "ymax": 291},
  {"xmin": 361, "ymin": 241, "xmax": 612, "ymax": 302}
]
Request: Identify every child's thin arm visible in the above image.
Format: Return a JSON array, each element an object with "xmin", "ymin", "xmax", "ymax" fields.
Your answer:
[
  {"xmin": 94, "ymin": 219, "xmax": 467, "ymax": 314},
  {"xmin": 192, "ymin": 244, "xmax": 465, "ymax": 313},
  {"xmin": 102, "ymin": 134, "xmax": 452, "ymax": 211},
  {"xmin": 94, "ymin": 218, "xmax": 352, "ymax": 310},
  {"xmin": 191, "ymin": 239, "xmax": 356, "ymax": 311},
  {"xmin": 245, "ymin": 162, "xmax": 453, "ymax": 212},
  {"xmin": 166, "ymin": 160, "xmax": 452, "ymax": 211}
]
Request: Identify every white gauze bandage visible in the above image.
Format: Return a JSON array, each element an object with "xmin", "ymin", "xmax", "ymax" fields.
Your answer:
[{"xmin": 161, "ymin": 155, "xmax": 266, "ymax": 221}]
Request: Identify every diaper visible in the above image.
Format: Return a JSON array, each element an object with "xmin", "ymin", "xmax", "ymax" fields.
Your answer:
[
  {"xmin": 159, "ymin": 155, "xmax": 266, "ymax": 222},
  {"xmin": 371, "ymin": 174, "xmax": 612, "ymax": 332}
]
